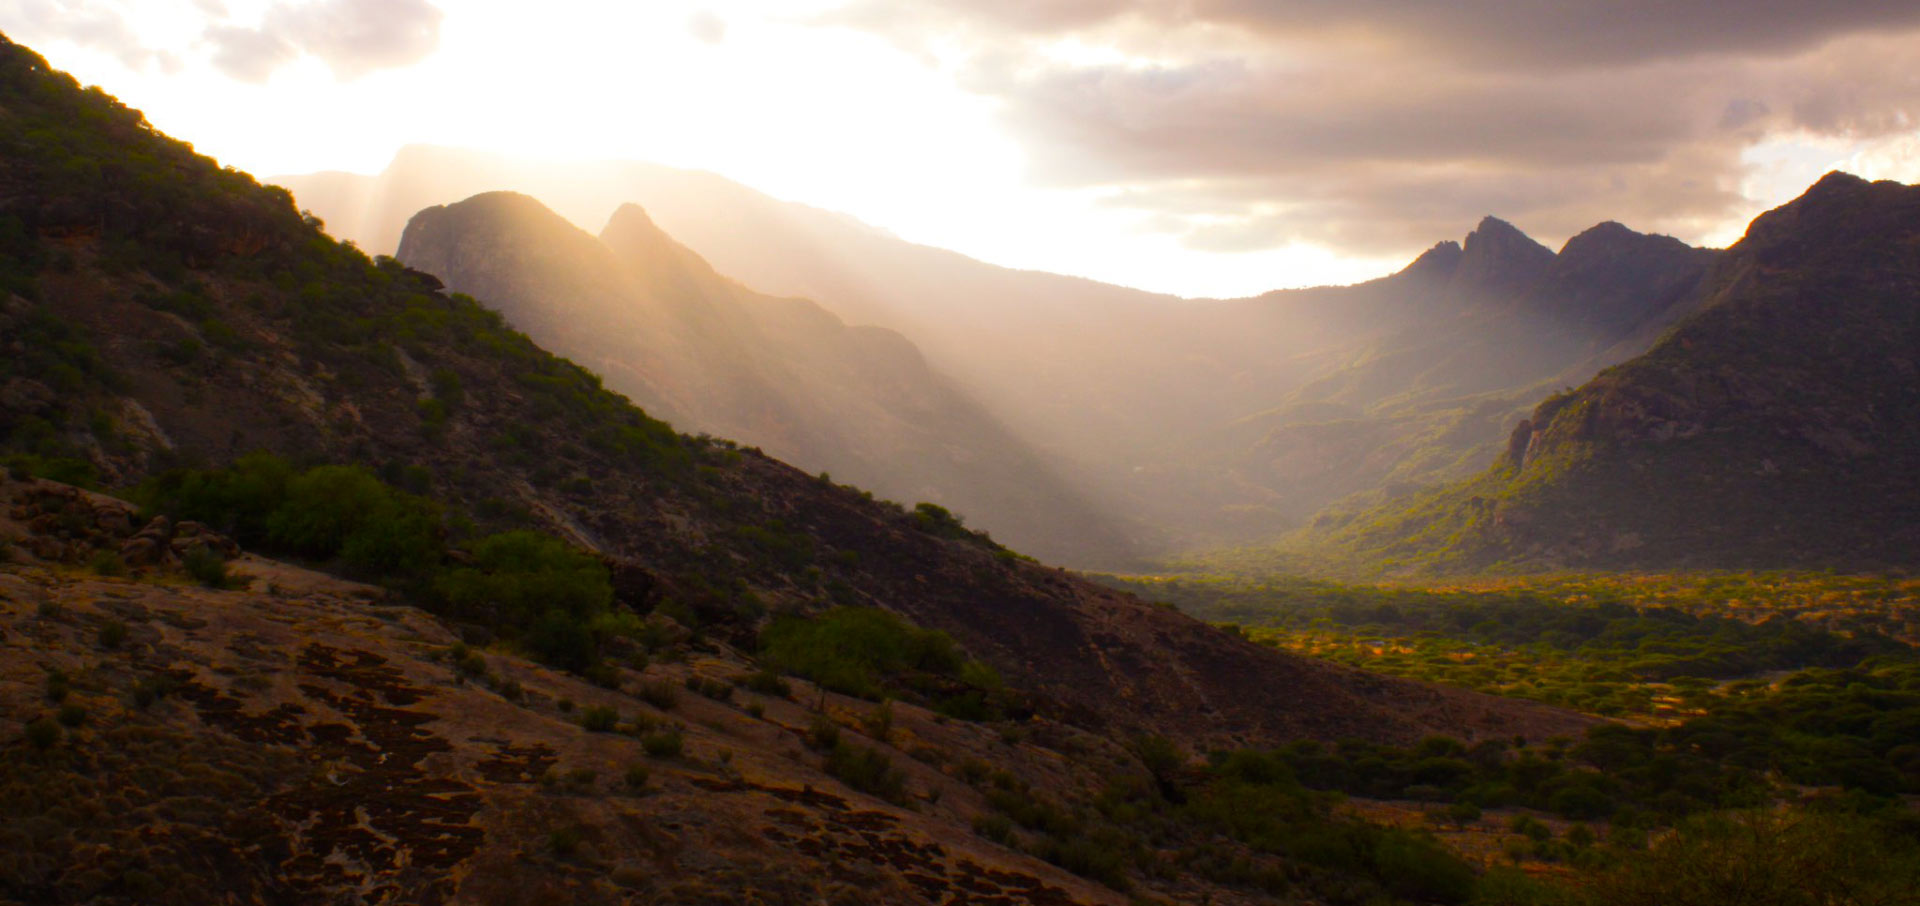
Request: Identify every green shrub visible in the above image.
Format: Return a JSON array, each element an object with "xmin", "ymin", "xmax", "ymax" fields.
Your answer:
[
  {"xmin": 580, "ymin": 706, "xmax": 618, "ymax": 733},
  {"xmin": 56, "ymin": 703, "xmax": 86, "ymax": 728},
  {"xmin": 624, "ymin": 762, "xmax": 650, "ymax": 791},
  {"xmin": 437, "ymin": 531, "xmax": 611, "ymax": 630},
  {"xmin": 1371, "ymin": 828, "xmax": 1475, "ymax": 904},
  {"xmin": 685, "ymin": 675, "xmax": 733, "ymax": 702},
  {"xmin": 825, "ymin": 741, "xmax": 908, "ymax": 804},
  {"xmin": 449, "ymin": 643, "xmax": 487, "ymax": 677},
  {"xmin": 97, "ymin": 619, "xmax": 127, "ymax": 649},
  {"xmin": 758, "ymin": 607, "xmax": 968, "ymax": 700},
  {"xmin": 909, "ymin": 502, "xmax": 976, "ymax": 542},
  {"xmin": 639, "ymin": 681, "xmax": 678, "ymax": 710},
  {"xmin": 641, "ymin": 729, "xmax": 684, "ymax": 759},
  {"xmin": 807, "ymin": 714, "xmax": 841, "ymax": 751},
  {"xmin": 582, "ymin": 662, "xmax": 620, "ymax": 689},
  {"xmin": 182, "ymin": 546, "xmax": 229, "ymax": 587},
  {"xmin": 743, "ymin": 669, "xmax": 792, "ymax": 697},
  {"xmin": 24, "ymin": 716, "xmax": 60, "ymax": 750},
  {"xmin": 548, "ymin": 826, "xmax": 584, "ymax": 857},
  {"xmin": 88, "ymin": 549, "xmax": 127, "ymax": 576},
  {"xmin": 973, "ymin": 812, "xmax": 1014, "ymax": 843},
  {"xmin": 264, "ymin": 465, "xmax": 392, "ymax": 555},
  {"xmin": 522, "ymin": 608, "xmax": 598, "ymax": 673}
]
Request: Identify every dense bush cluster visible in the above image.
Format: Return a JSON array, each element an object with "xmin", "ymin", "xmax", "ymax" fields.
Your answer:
[
  {"xmin": 137, "ymin": 454, "xmax": 620, "ymax": 671},
  {"xmin": 757, "ymin": 606, "xmax": 1004, "ymax": 716},
  {"xmin": 1117, "ymin": 573, "xmax": 1907, "ymax": 717},
  {"xmin": 967, "ymin": 741, "xmax": 1479, "ymax": 902}
]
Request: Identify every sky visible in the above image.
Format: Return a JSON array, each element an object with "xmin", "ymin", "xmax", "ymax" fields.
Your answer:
[{"xmin": 8, "ymin": 0, "xmax": 1920, "ymax": 298}]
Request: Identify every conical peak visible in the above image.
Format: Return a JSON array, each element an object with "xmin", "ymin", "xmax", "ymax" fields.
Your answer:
[{"xmin": 1453, "ymin": 215, "xmax": 1554, "ymax": 294}]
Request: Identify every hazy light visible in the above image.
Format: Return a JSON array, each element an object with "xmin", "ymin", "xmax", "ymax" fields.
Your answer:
[{"xmin": 12, "ymin": 0, "xmax": 1919, "ymax": 296}]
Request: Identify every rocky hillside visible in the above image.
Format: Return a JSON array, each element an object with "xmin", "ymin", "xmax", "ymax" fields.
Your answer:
[
  {"xmin": 1294, "ymin": 172, "xmax": 1920, "ymax": 573},
  {"xmin": 396, "ymin": 192, "xmax": 1137, "ymax": 567},
  {"xmin": 0, "ymin": 475, "xmax": 1132, "ymax": 904}
]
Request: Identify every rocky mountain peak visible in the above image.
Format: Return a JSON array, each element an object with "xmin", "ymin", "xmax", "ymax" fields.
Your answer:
[
  {"xmin": 1734, "ymin": 170, "xmax": 1916, "ymax": 264},
  {"xmin": 599, "ymin": 201, "xmax": 721, "ymax": 284},
  {"xmin": 1452, "ymin": 215, "xmax": 1555, "ymax": 296},
  {"xmin": 1396, "ymin": 239, "xmax": 1464, "ymax": 283}
]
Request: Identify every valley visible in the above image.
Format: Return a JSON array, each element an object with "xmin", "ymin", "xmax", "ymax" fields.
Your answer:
[{"xmin": 4, "ymin": 15, "xmax": 1920, "ymax": 906}]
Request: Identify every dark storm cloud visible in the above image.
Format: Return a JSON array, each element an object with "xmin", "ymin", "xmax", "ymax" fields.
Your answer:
[
  {"xmin": 823, "ymin": 0, "xmax": 1920, "ymax": 259},
  {"xmin": 205, "ymin": 0, "xmax": 443, "ymax": 82},
  {"xmin": 828, "ymin": 0, "xmax": 1920, "ymax": 70}
]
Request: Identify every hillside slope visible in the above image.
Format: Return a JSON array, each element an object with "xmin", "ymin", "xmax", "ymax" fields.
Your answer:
[
  {"xmin": 1294, "ymin": 172, "xmax": 1920, "ymax": 573},
  {"xmin": 395, "ymin": 192, "xmax": 1137, "ymax": 567},
  {"xmin": 0, "ymin": 475, "xmax": 1132, "ymax": 905}
]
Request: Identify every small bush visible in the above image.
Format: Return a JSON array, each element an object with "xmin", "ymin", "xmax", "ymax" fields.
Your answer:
[
  {"xmin": 826, "ymin": 742, "xmax": 909, "ymax": 804},
  {"xmin": 548, "ymin": 826, "xmax": 584, "ymax": 857},
  {"xmin": 583, "ymin": 662, "xmax": 620, "ymax": 689},
  {"xmin": 743, "ymin": 669, "xmax": 792, "ymax": 698},
  {"xmin": 642, "ymin": 729, "xmax": 684, "ymax": 759},
  {"xmin": 624, "ymin": 762, "xmax": 650, "ymax": 791},
  {"xmin": 863, "ymin": 701, "xmax": 894, "ymax": 740},
  {"xmin": 24, "ymin": 716, "xmax": 60, "ymax": 749},
  {"xmin": 973, "ymin": 812, "xmax": 1014, "ymax": 844},
  {"xmin": 580, "ymin": 706, "xmax": 619, "ymax": 733},
  {"xmin": 639, "ymin": 681, "xmax": 678, "ymax": 710},
  {"xmin": 807, "ymin": 714, "xmax": 841, "ymax": 751},
  {"xmin": 450, "ymin": 643, "xmax": 487, "ymax": 677},
  {"xmin": 686, "ymin": 675, "xmax": 733, "ymax": 702},
  {"xmin": 183, "ymin": 546, "xmax": 230, "ymax": 588},
  {"xmin": 56, "ymin": 703, "xmax": 86, "ymax": 728},
  {"xmin": 97, "ymin": 619, "xmax": 128, "ymax": 649},
  {"xmin": 758, "ymin": 607, "xmax": 969, "ymax": 700},
  {"xmin": 88, "ymin": 549, "xmax": 128, "ymax": 577}
]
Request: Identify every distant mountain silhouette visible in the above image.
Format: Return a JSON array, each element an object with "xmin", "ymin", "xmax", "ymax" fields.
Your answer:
[
  {"xmin": 1295, "ymin": 172, "xmax": 1920, "ymax": 572},
  {"xmin": 275, "ymin": 149, "xmax": 1716, "ymax": 551},
  {"xmin": 397, "ymin": 192, "xmax": 1140, "ymax": 566}
]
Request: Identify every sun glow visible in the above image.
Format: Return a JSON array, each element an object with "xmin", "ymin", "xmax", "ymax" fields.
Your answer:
[{"xmin": 14, "ymin": 1, "xmax": 1920, "ymax": 297}]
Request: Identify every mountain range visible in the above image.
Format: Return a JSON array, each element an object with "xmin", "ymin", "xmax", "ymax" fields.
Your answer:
[
  {"xmin": 1288, "ymin": 171, "xmax": 1920, "ymax": 573},
  {"xmin": 276, "ymin": 148, "xmax": 1722, "ymax": 559}
]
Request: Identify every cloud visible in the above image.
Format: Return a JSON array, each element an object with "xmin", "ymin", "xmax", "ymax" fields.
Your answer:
[
  {"xmin": 204, "ymin": 0, "xmax": 443, "ymax": 82},
  {"xmin": 819, "ymin": 1, "xmax": 1920, "ymax": 259},
  {"xmin": 826, "ymin": 0, "xmax": 1920, "ymax": 71},
  {"xmin": 687, "ymin": 10, "xmax": 727, "ymax": 45},
  {"xmin": 2, "ymin": 0, "xmax": 181, "ymax": 71}
]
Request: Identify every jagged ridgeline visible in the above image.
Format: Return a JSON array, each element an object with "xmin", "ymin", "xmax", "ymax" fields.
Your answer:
[
  {"xmin": 0, "ymin": 34, "xmax": 1588, "ymax": 751},
  {"xmin": 1295, "ymin": 173, "xmax": 1920, "ymax": 573}
]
